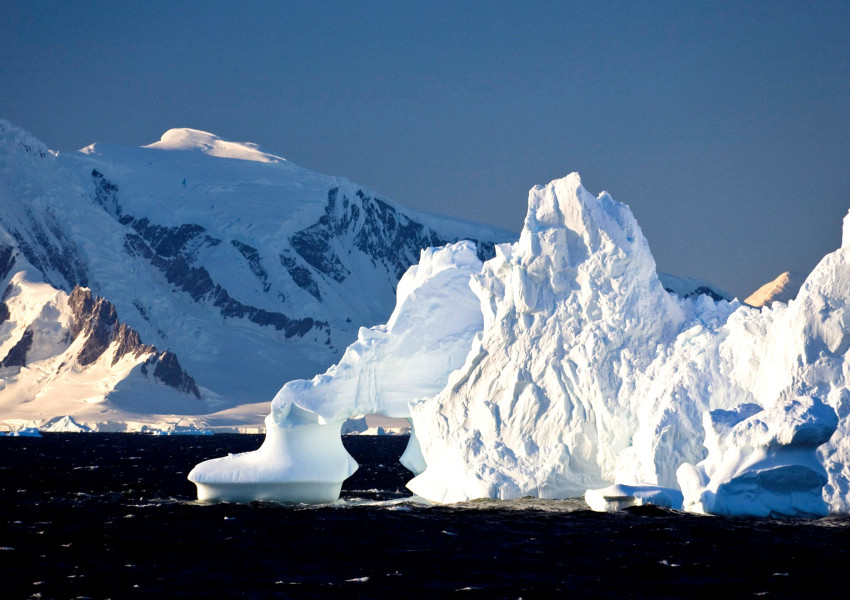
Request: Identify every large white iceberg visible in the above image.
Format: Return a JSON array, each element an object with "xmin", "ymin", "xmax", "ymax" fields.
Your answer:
[
  {"xmin": 191, "ymin": 172, "xmax": 850, "ymax": 516},
  {"xmin": 407, "ymin": 174, "xmax": 850, "ymax": 515},
  {"xmin": 188, "ymin": 241, "xmax": 485, "ymax": 502}
]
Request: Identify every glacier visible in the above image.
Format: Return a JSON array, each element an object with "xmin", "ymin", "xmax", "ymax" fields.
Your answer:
[{"xmin": 192, "ymin": 171, "xmax": 850, "ymax": 516}]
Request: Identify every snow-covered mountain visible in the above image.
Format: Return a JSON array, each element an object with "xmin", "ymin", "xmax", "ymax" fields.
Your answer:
[
  {"xmin": 0, "ymin": 121, "xmax": 512, "ymax": 429},
  {"xmin": 0, "ymin": 271, "xmax": 203, "ymax": 430},
  {"xmin": 744, "ymin": 271, "xmax": 805, "ymax": 307}
]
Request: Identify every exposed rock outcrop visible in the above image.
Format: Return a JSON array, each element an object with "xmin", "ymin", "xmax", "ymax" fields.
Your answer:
[{"xmin": 66, "ymin": 287, "xmax": 200, "ymax": 397}]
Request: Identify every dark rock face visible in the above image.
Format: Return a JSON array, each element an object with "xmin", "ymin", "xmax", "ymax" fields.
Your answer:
[
  {"xmin": 285, "ymin": 187, "xmax": 499, "ymax": 298},
  {"xmin": 93, "ymin": 171, "xmax": 324, "ymax": 339},
  {"xmin": 0, "ymin": 301, "xmax": 9, "ymax": 323},
  {"xmin": 152, "ymin": 351, "xmax": 200, "ymax": 398},
  {"xmin": 665, "ymin": 285, "xmax": 726, "ymax": 302},
  {"xmin": 130, "ymin": 219, "xmax": 212, "ymax": 259},
  {"xmin": 67, "ymin": 287, "xmax": 200, "ymax": 397},
  {"xmin": 5, "ymin": 209, "xmax": 88, "ymax": 290},
  {"xmin": 279, "ymin": 252, "xmax": 322, "ymax": 300},
  {"xmin": 0, "ymin": 243, "xmax": 15, "ymax": 281},
  {"xmin": 69, "ymin": 287, "xmax": 124, "ymax": 367},
  {"xmin": 231, "ymin": 240, "xmax": 271, "ymax": 293},
  {"xmin": 1, "ymin": 329, "xmax": 33, "ymax": 368},
  {"xmin": 91, "ymin": 170, "xmax": 122, "ymax": 219},
  {"xmin": 111, "ymin": 323, "xmax": 146, "ymax": 365}
]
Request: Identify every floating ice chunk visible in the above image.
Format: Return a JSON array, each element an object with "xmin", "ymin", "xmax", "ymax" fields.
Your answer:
[
  {"xmin": 584, "ymin": 483, "xmax": 683, "ymax": 512},
  {"xmin": 677, "ymin": 397, "xmax": 838, "ymax": 518},
  {"xmin": 188, "ymin": 404, "xmax": 356, "ymax": 503},
  {"xmin": 399, "ymin": 423, "xmax": 427, "ymax": 476}
]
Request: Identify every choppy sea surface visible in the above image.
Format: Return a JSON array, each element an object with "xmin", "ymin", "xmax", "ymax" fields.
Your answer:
[{"xmin": 1, "ymin": 434, "xmax": 849, "ymax": 599}]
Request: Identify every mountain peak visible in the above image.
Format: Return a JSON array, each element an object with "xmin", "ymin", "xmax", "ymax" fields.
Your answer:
[
  {"xmin": 744, "ymin": 271, "xmax": 805, "ymax": 307},
  {"xmin": 142, "ymin": 128, "xmax": 285, "ymax": 164}
]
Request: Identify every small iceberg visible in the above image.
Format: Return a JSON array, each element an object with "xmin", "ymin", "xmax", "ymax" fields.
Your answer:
[
  {"xmin": 188, "ymin": 242, "xmax": 484, "ymax": 503},
  {"xmin": 188, "ymin": 405, "xmax": 357, "ymax": 504},
  {"xmin": 584, "ymin": 483, "xmax": 683, "ymax": 512},
  {"xmin": 0, "ymin": 427, "xmax": 42, "ymax": 437}
]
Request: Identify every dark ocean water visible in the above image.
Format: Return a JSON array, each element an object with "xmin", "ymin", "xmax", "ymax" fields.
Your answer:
[{"xmin": 1, "ymin": 434, "xmax": 849, "ymax": 599}]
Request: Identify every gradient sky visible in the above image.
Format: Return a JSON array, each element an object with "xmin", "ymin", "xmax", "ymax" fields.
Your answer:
[{"xmin": 3, "ymin": 0, "xmax": 849, "ymax": 298}]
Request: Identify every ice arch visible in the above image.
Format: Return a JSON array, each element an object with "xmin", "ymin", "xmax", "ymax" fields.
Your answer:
[{"xmin": 188, "ymin": 241, "xmax": 486, "ymax": 502}]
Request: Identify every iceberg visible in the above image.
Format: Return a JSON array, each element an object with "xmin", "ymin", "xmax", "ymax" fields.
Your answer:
[
  {"xmin": 189, "ymin": 406, "xmax": 356, "ymax": 503},
  {"xmin": 407, "ymin": 174, "xmax": 850, "ymax": 515},
  {"xmin": 191, "ymin": 171, "xmax": 850, "ymax": 516},
  {"xmin": 188, "ymin": 241, "xmax": 485, "ymax": 502},
  {"xmin": 407, "ymin": 173, "xmax": 698, "ymax": 503},
  {"xmin": 0, "ymin": 427, "xmax": 41, "ymax": 437},
  {"xmin": 584, "ymin": 483, "xmax": 683, "ymax": 512}
]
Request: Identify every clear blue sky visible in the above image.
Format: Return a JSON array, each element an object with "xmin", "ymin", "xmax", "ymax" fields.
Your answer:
[{"xmin": 3, "ymin": 1, "xmax": 849, "ymax": 297}]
